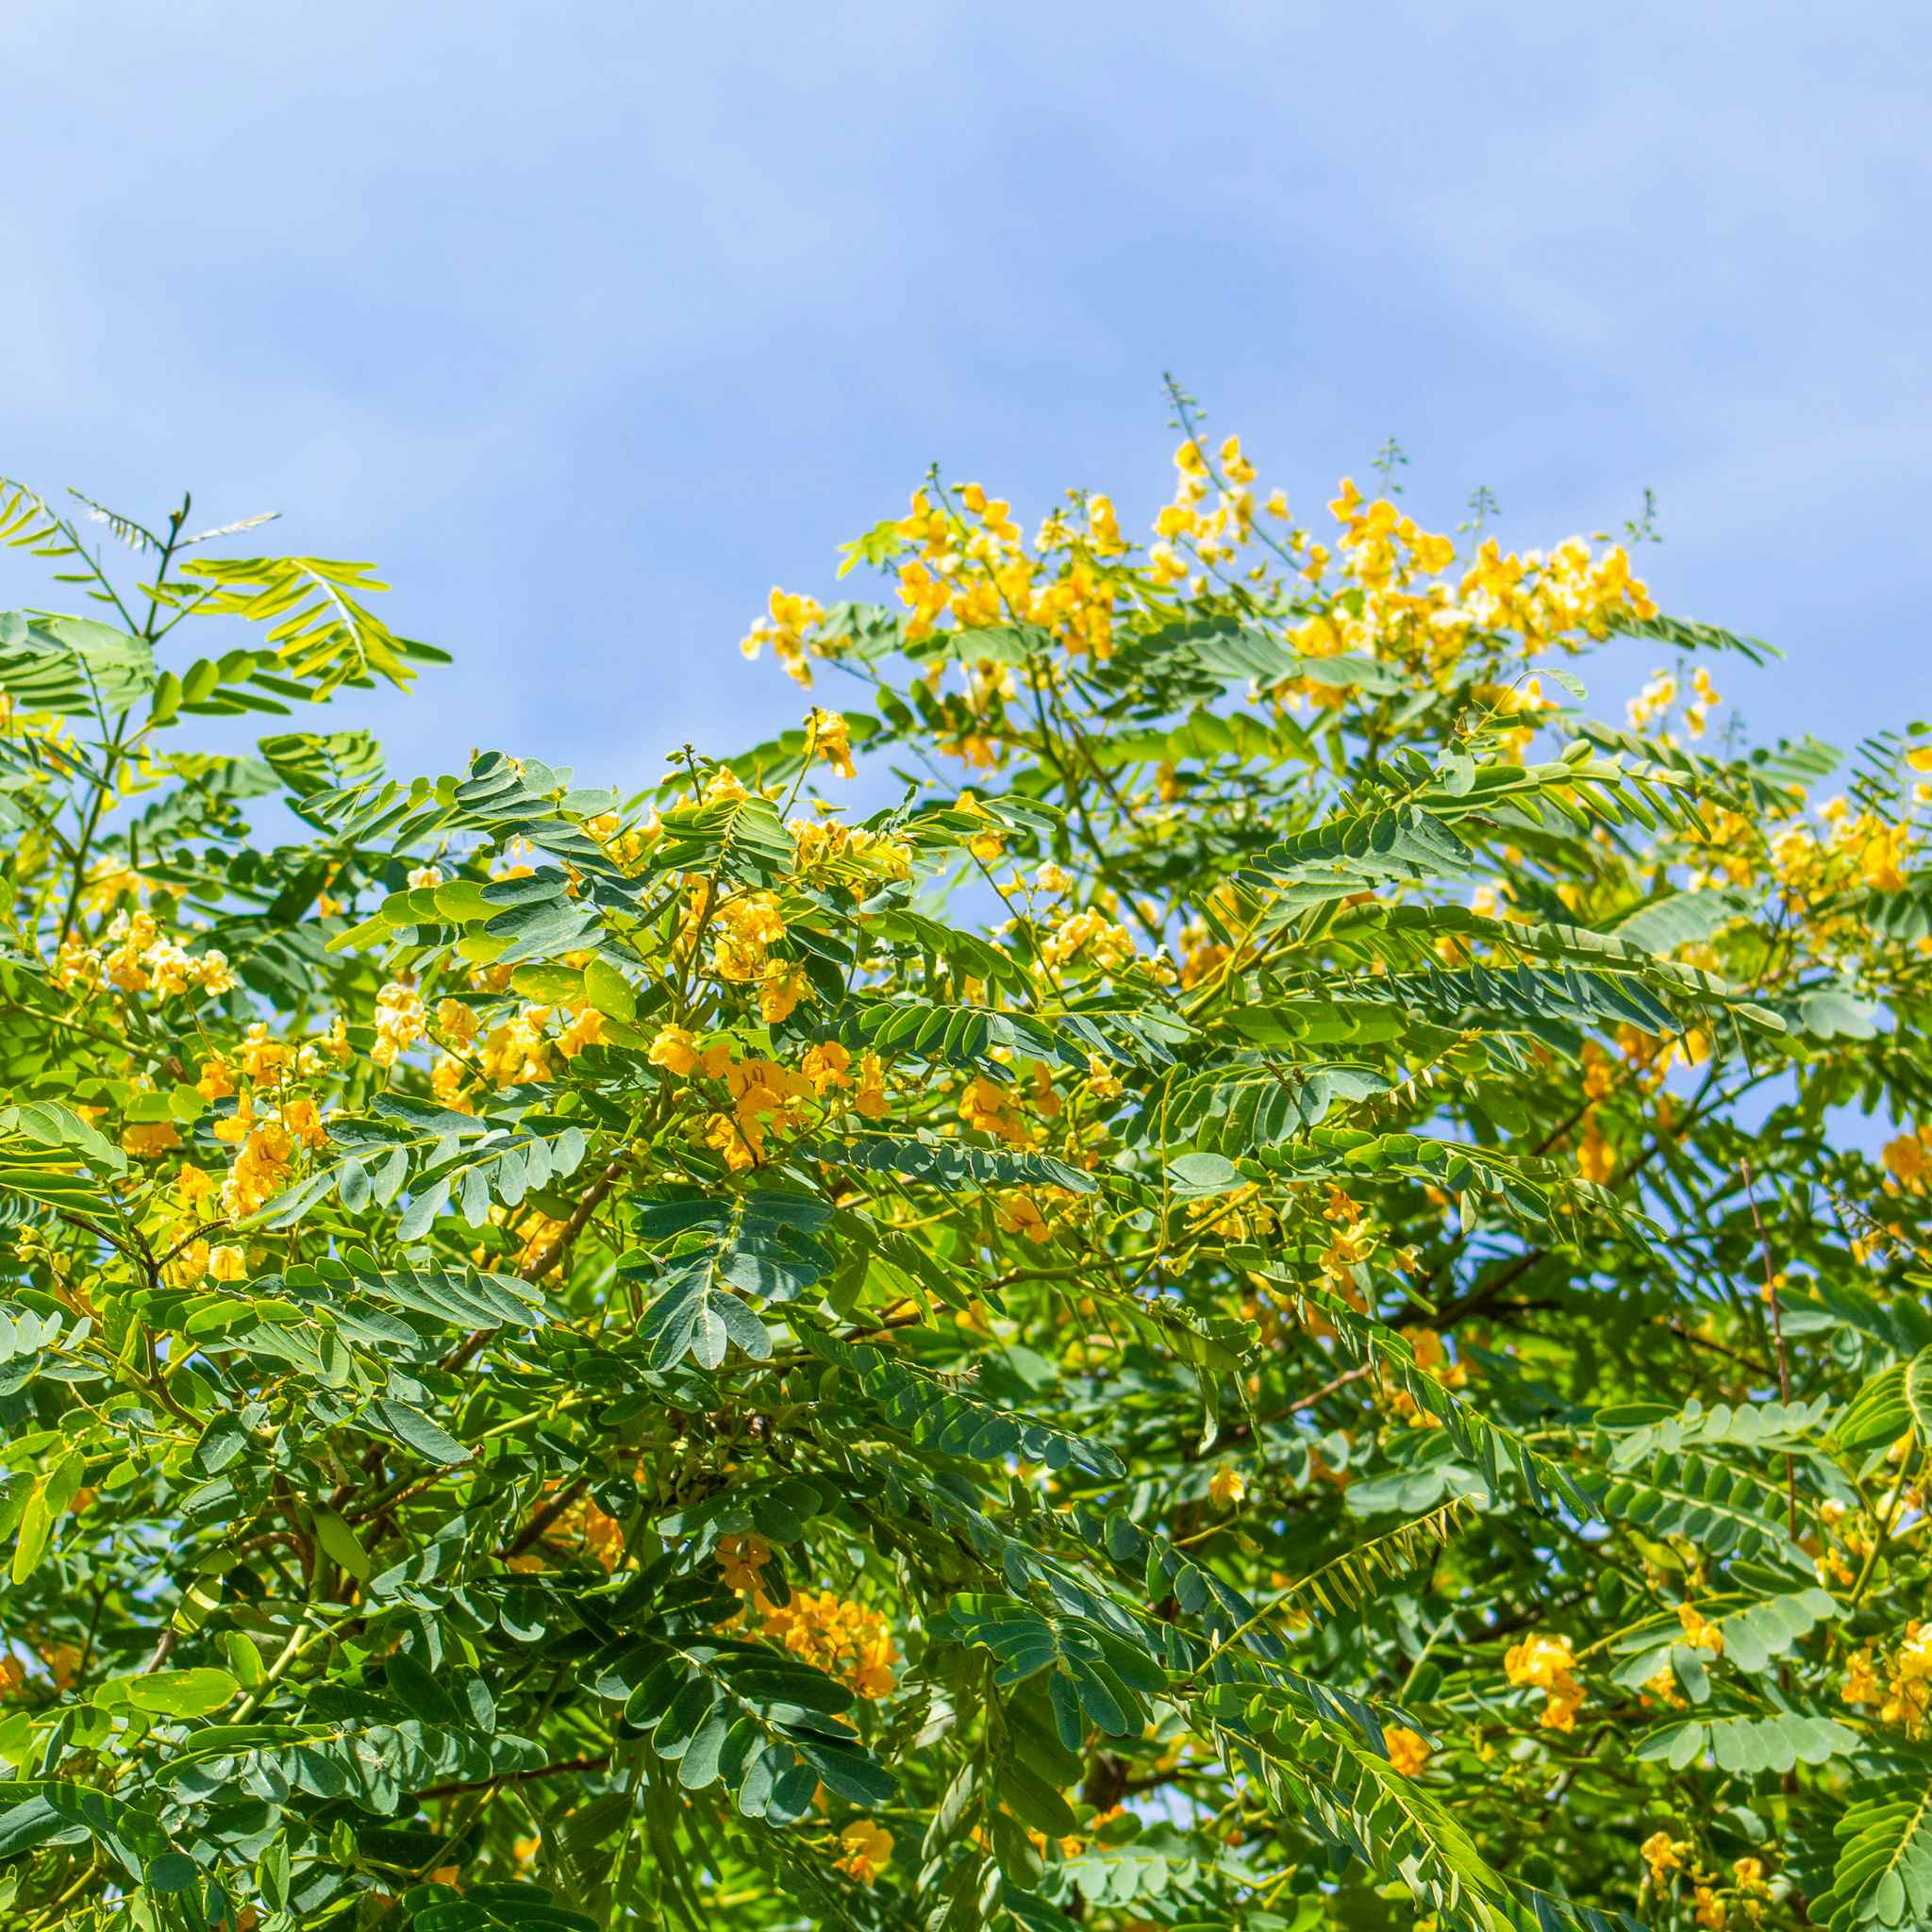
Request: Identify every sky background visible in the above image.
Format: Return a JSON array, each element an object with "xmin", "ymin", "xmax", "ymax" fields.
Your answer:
[{"xmin": 2, "ymin": 1, "xmax": 1925, "ymax": 789}]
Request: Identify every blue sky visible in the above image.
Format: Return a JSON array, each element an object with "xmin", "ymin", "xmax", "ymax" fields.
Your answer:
[{"xmin": 3, "ymin": 1, "xmax": 1925, "ymax": 787}]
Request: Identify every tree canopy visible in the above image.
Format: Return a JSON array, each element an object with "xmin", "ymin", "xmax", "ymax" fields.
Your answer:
[{"xmin": 0, "ymin": 399, "xmax": 1928, "ymax": 1932}]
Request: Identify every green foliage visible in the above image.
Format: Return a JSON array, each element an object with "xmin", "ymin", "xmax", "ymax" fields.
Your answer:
[{"xmin": 0, "ymin": 426, "xmax": 1921, "ymax": 1932}]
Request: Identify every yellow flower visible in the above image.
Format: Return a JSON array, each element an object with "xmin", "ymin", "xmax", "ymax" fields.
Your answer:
[
  {"xmin": 801, "ymin": 1041, "xmax": 852, "ymax": 1095},
  {"xmin": 1884, "ymin": 1131, "xmax": 1929, "ymax": 1189},
  {"xmin": 1576, "ymin": 1110, "xmax": 1615, "ymax": 1185},
  {"xmin": 1677, "ymin": 1601, "xmax": 1724, "ymax": 1657},
  {"xmin": 805, "ymin": 708, "xmax": 857, "ymax": 781},
  {"xmin": 1505, "ymin": 1631, "xmax": 1586, "ymax": 1732},
  {"xmin": 758, "ymin": 962, "xmax": 811, "ymax": 1026},
  {"xmin": 122, "ymin": 1119, "xmax": 182, "ymax": 1158},
  {"xmin": 437, "ymin": 998, "xmax": 478, "ymax": 1046},
  {"xmin": 854, "ymin": 1052, "xmax": 889, "ymax": 1121},
  {"xmin": 556, "ymin": 1007, "xmax": 605, "ymax": 1058},
  {"xmin": 712, "ymin": 891, "xmax": 787, "ymax": 982},
  {"xmin": 1208, "ymin": 1466, "xmax": 1245, "ymax": 1509},
  {"xmin": 1086, "ymin": 494, "xmax": 1125, "ymax": 554},
  {"xmin": 42, "ymin": 1643, "xmax": 82, "ymax": 1691},
  {"xmin": 1842, "ymin": 1645, "xmax": 1883, "ymax": 1706},
  {"xmin": 705, "ymin": 1112, "xmax": 760, "ymax": 1173},
  {"xmin": 1860, "ymin": 823, "xmax": 1908, "ymax": 892},
  {"xmin": 998, "ymin": 1191, "xmax": 1052, "ymax": 1244},
  {"xmin": 834, "ymin": 1820, "xmax": 893, "ymax": 1885},
  {"xmin": 716, "ymin": 1533, "xmax": 772, "ymax": 1593},
  {"xmin": 1641, "ymin": 1831, "xmax": 1687, "ymax": 1885},
  {"xmin": 649, "ymin": 1024, "xmax": 701, "ymax": 1077},
  {"xmin": 372, "ymin": 978, "xmax": 425, "ymax": 1067},
  {"xmin": 208, "ymin": 1244, "xmax": 247, "ymax": 1282},
  {"xmin": 1384, "ymin": 1724, "xmax": 1430, "ymax": 1777}
]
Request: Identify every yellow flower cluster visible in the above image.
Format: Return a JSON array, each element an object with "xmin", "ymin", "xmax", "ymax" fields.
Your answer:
[
  {"xmin": 756, "ymin": 1588, "xmax": 899, "ymax": 1701},
  {"xmin": 1626, "ymin": 663, "xmax": 1722, "ymax": 740},
  {"xmin": 649, "ymin": 1025, "xmax": 885, "ymax": 1171},
  {"xmin": 1383, "ymin": 1724, "xmax": 1431, "ymax": 1777},
  {"xmin": 894, "ymin": 479, "xmax": 1124, "ymax": 658},
  {"xmin": 1382, "ymin": 1326, "xmax": 1470, "ymax": 1430},
  {"xmin": 1842, "ymin": 1620, "xmax": 1932, "ymax": 1737},
  {"xmin": 1504, "ymin": 1630, "xmax": 1586, "ymax": 1733},
  {"xmin": 1149, "ymin": 435, "xmax": 1260, "ymax": 587},
  {"xmin": 584, "ymin": 809, "xmax": 662, "ymax": 872},
  {"xmin": 214, "ymin": 1087, "xmax": 329, "ymax": 1219},
  {"xmin": 668, "ymin": 877, "xmax": 824, "ymax": 1024},
  {"xmin": 1768, "ymin": 793, "xmax": 1919, "ymax": 912},
  {"xmin": 1641, "ymin": 1834, "xmax": 1771, "ymax": 1927},
  {"xmin": 1882, "ymin": 1125, "xmax": 1932, "ymax": 1193},
  {"xmin": 789, "ymin": 814, "xmax": 913, "ymax": 885},
  {"xmin": 1039, "ymin": 906, "xmax": 1152, "ymax": 982},
  {"xmin": 430, "ymin": 1000, "xmax": 607, "ymax": 1109},
  {"xmin": 1279, "ymin": 486, "xmax": 1655, "ymax": 708},
  {"xmin": 805, "ymin": 708, "xmax": 856, "ymax": 781},
  {"xmin": 372, "ymin": 978, "xmax": 425, "ymax": 1068},
  {"xmin": 1677, "ymin": 1600, "xmax": 1724, "ymax": 1657},
  {"xmin": 958, "ymin": 1074, "xmax": 1033, "ymax": 1149},
  {"xmin": 740, "ymin": 588, "xmax": 830, "ymax": 686},
  {"xmin": 741, "ymin": 431, "xmax": 1660, "ymax": 791},
  {"xmin": 51, "ymin": 908, "xmax": 234, "ymax": 1001}
]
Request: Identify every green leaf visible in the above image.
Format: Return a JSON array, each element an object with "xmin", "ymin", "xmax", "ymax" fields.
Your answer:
[
  {"xmin": 117, "ymin": 1668, "xmax": 240, "ymax": 1718},
  {"xmin": 1815, "ymin": 1770, "xmax": 1932, "ymax": 1932},
  {"xmin": 311, "ymin": 1503, "xmax": 372, "ymax": 1579},
  {"xmin": 373, "ymin": 1396, "xmax": 472, "ymax": 1466}
]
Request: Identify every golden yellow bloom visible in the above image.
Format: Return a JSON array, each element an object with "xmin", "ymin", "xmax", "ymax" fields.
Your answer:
[
  {"xmin": 1505, "ymin": 1631, "xmax": 1586, "ymax": 1732},
  {"xmin": 717, "ymin": 1532, "xmax": 772, "ymax": 1593},
  {"xmin": 801, "ymin": 1041, "xmax": 852, "ymax": 1095},
  {"xmin": 1677, "ymin": 1601, "xmax": 1724, "ymax": 1657},
  {"xmin": 1884, "ymin": 1130, "xmax": 1930, "ymax": 1190},
  {"xmin": 34, "ymin": 1645, "xmax": 82, "ymax": 1693},
  {"xmin": 372, "ymin": 978, "xmax": 425, "ymax": 1068},
  {"xmin": 1641, "ymin": 1832, "xmax": 1688, "ymax": 1885},
  {"xmin": 556, "ymin": 1007, "xmax": 605, "ymax": 1058},
  {"xmin": 834, "ymin": 1820, "xmax": 893, "ymax": 1885},
  {"xmin": 854, "ymin": 1052, "xmax": 889, "ymax": 1121},
  {"xmin": 121, "ymin": 1119, "xmax": 182, "ymax": 1158},
  {"xmin": 1384, "ymin": 1724, "xmax": 1430, "ymax": 1777},
  {"xmin": 712, "ymin": 891, "xmax": 787, "ymax": 982},
  {"xmin": 1003, "ymin": 1191, "xmax": 1058, "ymax": 1246},
  {"xmin": 756, "ymin": 1588, "xmax": 898, "ymax": 1700},
  {"xmin": 649, "ymin": 1024, "xmax": 702, "ymax": 1076},
  {"xmin": 1208, "ymin": 1465, "xmax": 1246, "ymax": 1509},
  {"xmin": 759, "ymin": 961, "xmax": 811, "ymax": 1025},
  {"xmin": 1576, "ymin": 1109, "xmax": 1615, "ymax": 1185},
  {"xmin": 1842, "ymin": 1645, "xmax": 1883, "ymax": 1706},
  {"xmin": 805, "ymin": 708, "xmax": 857, "ymax": 781}
]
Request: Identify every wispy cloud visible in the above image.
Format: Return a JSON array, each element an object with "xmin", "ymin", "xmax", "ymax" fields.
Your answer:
[{"xmin": 0, "ymin": 0, "xmax": 1924, "ymax": 779}]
